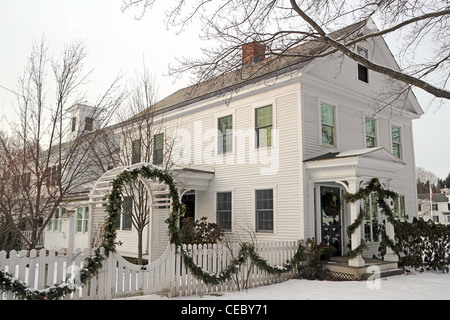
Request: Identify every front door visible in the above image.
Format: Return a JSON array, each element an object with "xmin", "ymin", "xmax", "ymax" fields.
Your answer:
[
  {"xmin": 180, "ymin": 192, "xmax": 196, "ymax": 229},
  {"xmin": 320, "ymin": 186, "xmax": 342, "ymax": 255}
]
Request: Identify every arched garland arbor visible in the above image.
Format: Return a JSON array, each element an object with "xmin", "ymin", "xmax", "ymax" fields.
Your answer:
[{"xmin": 104, "ymin": 165, "xmax": 306, "ymax": 285}]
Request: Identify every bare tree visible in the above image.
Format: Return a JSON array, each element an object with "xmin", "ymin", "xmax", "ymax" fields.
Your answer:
[
  {"xmin": 121, "ymin": 0, "xmax": 450, "ymax": 103},
  {"xmin": 416, "ymin": 166, "xmax": 439, "ymax": 186},
  {"xmin": 0, "ymin": 38, "xmax": 124, "ymax": 250},
  {"xmin": 112, "ymin": 66, "xmax": 177, "ymax": 264}
]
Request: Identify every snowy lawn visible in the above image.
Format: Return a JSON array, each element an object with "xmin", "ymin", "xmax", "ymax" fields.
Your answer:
[{"xmin": 116, "ymin": 271, "xmax": 450, "ymax": 300}]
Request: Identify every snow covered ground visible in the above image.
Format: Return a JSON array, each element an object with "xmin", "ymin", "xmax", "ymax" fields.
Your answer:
[{"xmin": 117, "ymin": 270, "xmax": 450, "ymax": 300}]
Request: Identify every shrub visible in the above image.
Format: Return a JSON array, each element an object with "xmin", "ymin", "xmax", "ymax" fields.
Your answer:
[
  {"xmin": 390, "ymin": 218, "xmax": 450, "ymax": 272},
  {"xmin": 296, "ymin": 238, "xmax": 336, "ymax": 280},
  {"xmin": 180, "ymin": 217, "xmax": 224, "ymax": 245}
]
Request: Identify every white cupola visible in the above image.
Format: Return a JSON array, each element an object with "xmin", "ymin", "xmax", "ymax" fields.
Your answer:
[{"xmin": 66, "ymin": 102, "xmax": 99, "ymax": 142}]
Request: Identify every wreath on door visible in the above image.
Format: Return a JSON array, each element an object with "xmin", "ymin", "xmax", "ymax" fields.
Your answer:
[{"xmin": 322, "ymin": 193, "xmax": 341, "ymax": 218}]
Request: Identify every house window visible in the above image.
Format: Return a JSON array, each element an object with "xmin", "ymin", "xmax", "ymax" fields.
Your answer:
[
  {"xmin": 255, "ymin": 105, "xmax": 272, "ymax": 148},
  {"xmin": 432, "ymin": 203, "xmax": 438, "ymax": 211},
  {"xmin": 216, "ymin": 192, "xmax": 232, "ymax": 231},
  {"xmin": 46, "ymin": 165, "xmax": 61, "ymax": 186},
  {"xmin": 256, "ymin": 189, "xmax": 273, "ymax": 232},
  {"xmin": 363, "ymin": 193, "xmax": 379, "ymax": 242},
  {"xmin": 365, "ymin": 117, "xmax": 376, "ymax": 148},
  {"xmin": 218, "ymin": 115, "xmax": 233, "ymax": 154},
  {"xmin": 357, "ymin": 46, "xmax": 369, "ymax": 83},
  {"xmin": 76, "ymin": 206, "xmax": 89, "ymax": 233},
  {"xmin": 85, "ymin": 117, "xmax": 93, "ymax": 131},
  {"xmin": 391, "ymin": 125, "xmax": 402, "ymax": 159},
  {"xmin": 119, "ymin": 196, "xmax": 133, "ymax": 231},
  {"xmin": 321, "ymin": 103, "xmax": 336, "ymax": 146},
  {"xmin": 131, "ymin": 139, "xmax": 141, "ymax": 164},
  {"xmin": 153, "ymin": 133, "xmax": 164, "ymax": 165},
  {"xmin": 394, "ymin": 195, "xmax": 406, "ymax": 221},
  {"xmin": 72, "ymin": 117, "xmax": 76, "ymax": 132},
  {"xmin": 48, "ymin": 207, "xmax": 64, "ymax": 232},
  {"xmin": 433, "ymin": 216, "xmax": 439, "ymax": 223}
]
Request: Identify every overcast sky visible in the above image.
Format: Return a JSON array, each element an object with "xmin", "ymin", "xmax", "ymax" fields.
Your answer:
[{"xmin": 0, "ymin": 1, "xmax": 449, "ymax": 180}]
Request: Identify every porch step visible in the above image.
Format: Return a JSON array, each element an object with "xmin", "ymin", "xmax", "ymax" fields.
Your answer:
[{"xmin": 324, "ymin": 257, "xmax": 404, "ymax": 281}]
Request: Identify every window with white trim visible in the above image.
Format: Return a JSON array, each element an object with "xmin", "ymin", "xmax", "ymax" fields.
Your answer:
[
  {"xmin": 216, "ymin": 192, "xmax": 232, "ymax": 231},
  {"xmin": 391, "ymin": 125, "xmax": 402, "ymax": 159},
  {"xmin": 118, "ymin": 196, "xmax": 133, "ymax": 231},
  {"xmin": 255, "ymin": 105, "xmax": 272, "ymax": 148},
  {"xmin": 131, "ymin": 139, "xmax": 141, "ymax": 164},
  {"xmin": 321, "ymin": 103, "xmax": 336, "ymax": 146},
  {"xmin": 365, "ymin": 117, "xmax": 376, "ymax": 148},
  {"xmin": 76, "ymin": 206, "xmax": 89, "ymax": 233},
  {"xmin": 357, "ymin": 46, "xmax": 369, "ymax": 83},
  {"xmin": 218, "ymin": 115, "xmax": 233, "ymax": 154},
  {"xmin": 255, "ymin": 189, "xmax": 273, "ymax": 232},
  {"xmin": 363, "ymin": 193, "xmax": 379, "ymax": 242},
  {"xmin": 153, "ymin": 133, "xmax": 164, "ymax": 165},
  {"xmin": 394, "ymin": 195, "xmax": 406, "ymax": 221}
]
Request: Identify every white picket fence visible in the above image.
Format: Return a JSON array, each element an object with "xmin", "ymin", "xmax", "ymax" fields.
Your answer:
[
  {"xmin": 173, "ymin": 241, "xmax": 299, "ymax": 297},
  {"xmin": 0, "ymin": 240, "xmax": 300, "ymax": 300}
]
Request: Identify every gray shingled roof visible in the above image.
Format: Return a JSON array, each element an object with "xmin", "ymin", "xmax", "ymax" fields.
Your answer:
[{"xmin": 418, "ymin": 193, "xmax": 449, "ymax": 202}]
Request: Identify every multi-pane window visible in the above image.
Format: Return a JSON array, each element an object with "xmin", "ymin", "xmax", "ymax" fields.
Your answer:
[
  {"xmin": 394, "ymin": 195, "xmax": 406, "ymax": 221},
  {"xmin": 363, "ymin": 193, "xmax": 379, "ymax": 242},
  {"xmin": 120, "ymin": 196, "xmax": 133, "ymax": 231},
  {"xmin": 321, "ymin": 103, "xmax": 336, "ymax": 146},
  {"xmin": 153, "ymin": 133, "xmax": 164, "ymax": 165},
  {"xmin": 85, "ymin": 117, "xmax": 93, "ymax": 131},
  {"xmin": 76, "ymin": 206, "xmax": 89, "ymax": 233},
  {"xmin": 46, "ymin": 165, "xmax": 62, "ymax": 187},
  {"xmin": 72, "ymin": 117, "xmax": 77, "ymax": 132},
  {"xmin": 255, "ymin": 189, "xmax": 273, "ymax": 232},
  {"xmin": 131, "ymin": 139, "xmax": 141, "ymax": 164},
  {"xmin": 255, "ymin": 105, "xmax": 272, "ymax": 148},
  {"xmin": 391, "ymin": 125, "xmax": 402, "ymax": 159},
  {"xmin": 365, "ymin": 117, "xmax": 376, "ymax": 148},
  {"xmin": 357, "ymin": 46, "xmax": 369, "ymax": 83},
  {"xmin": 48, "ymin": 207, "xmax": 65, "ymax": 232},
  {"xmin": 216, "ymin": 192, "xmax": 232, "ymax": 231},
  {"xmin": 218, "ymin": 115, "xmax": 233, "ymax": 154}
]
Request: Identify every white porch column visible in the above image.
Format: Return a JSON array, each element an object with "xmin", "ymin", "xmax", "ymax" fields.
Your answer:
[
  {"xmin": 380, "ymin": 181, "xmax": 399, "ymax": 263},
  {"xmin": 347, "ymin": 177, "xmax": 365, "ymax": 267},
  {"xmin": 383, "ymin": 198, "xmax": 399, "ymax": 262}
]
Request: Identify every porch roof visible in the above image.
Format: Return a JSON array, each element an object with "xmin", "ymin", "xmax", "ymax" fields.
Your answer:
[
  {"xmin": 304, "ymin": 147, "xmax": 405, "ymax": 184},
  {"xmin": 89, "ymin": 163, "xmax": 214, "ymax": 204}
]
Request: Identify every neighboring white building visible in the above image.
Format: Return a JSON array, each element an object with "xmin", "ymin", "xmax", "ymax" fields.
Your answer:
[
  {"xmin": 45, "ymin": 19, "xmax": 423, "ymax": 267},
  {"xmin": 418, "ymin": 193, "xmax": 450, "ymax": 225}
]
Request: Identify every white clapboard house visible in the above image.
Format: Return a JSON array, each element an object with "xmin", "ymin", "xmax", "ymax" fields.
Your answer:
[{"xmin": 44, "ymin": 19, "xmax": 423, "ymax": 268}]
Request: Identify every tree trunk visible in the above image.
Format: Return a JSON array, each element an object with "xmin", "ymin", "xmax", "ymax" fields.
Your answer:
[{"xmin": 137, "ymin": 229, "xmax": 143, "ymax": 265}]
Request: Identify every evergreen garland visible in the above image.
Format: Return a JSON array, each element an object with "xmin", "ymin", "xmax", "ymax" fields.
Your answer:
[{"xmin": 342, "ymin": 178, "xmax": 398, "ymax": 259}]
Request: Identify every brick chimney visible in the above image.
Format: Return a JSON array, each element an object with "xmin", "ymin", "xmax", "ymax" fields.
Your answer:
[{"xmin": 242, "ymin": 41, "xmax": 266, "ymax": 65}]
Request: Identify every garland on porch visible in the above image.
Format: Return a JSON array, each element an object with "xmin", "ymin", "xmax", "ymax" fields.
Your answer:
[{"xmin": 341, "ymin": 178, "xmax": 398, "ymax": 259}]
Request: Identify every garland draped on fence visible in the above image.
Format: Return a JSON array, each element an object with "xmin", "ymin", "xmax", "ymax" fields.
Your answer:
[{"xmin": 0, "ymin": 165, "xmax": 304, "ymax": 299}]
